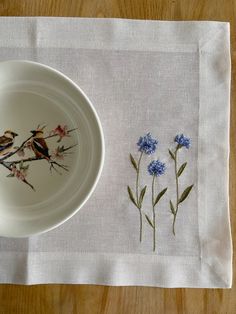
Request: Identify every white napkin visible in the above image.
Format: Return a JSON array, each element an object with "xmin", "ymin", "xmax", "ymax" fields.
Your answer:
[{"xmin": 0, "ymin": 17, "xmax": 232, "ymax": 288}]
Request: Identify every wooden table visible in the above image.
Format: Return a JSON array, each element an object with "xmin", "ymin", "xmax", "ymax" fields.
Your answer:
[{"xmin": 0, "ymin": 1, "xmax": 235, "ymax": 313}]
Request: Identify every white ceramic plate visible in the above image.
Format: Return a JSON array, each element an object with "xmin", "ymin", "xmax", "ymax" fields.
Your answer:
[{"xmin": 0, "ymin": 60, "xmax": 104, "ymax": 237}]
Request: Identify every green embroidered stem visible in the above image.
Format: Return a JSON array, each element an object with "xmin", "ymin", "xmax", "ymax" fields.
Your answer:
[
  {"xmin": 169, "ymin": 135, "xmax": 194, "ymax": 236},
  {"xmin": 139, "ymin": 209, "xmax": 142, "ymax": 243},
  {"xmin": 171, "ymin": 145, "xmax": 193, "ymax": 235},
  {"xmin": 173, "ymin": 147, "xmax": 179, "ymax": 235},
  {"xmin": 152, "ymin": 175, "xmax": 156, "ymax": 252},
  {"xmin": 136, "ymin": 151, "xmax": 143, "ymax": 242},
  {"xmin": 128, "ymin": 151, "xmax": 147, "ymax": 244},
  {"xmin": 172, "ymin": 212, "xmax": 177, "ymax": 236},
  {"xmin": 136, "ymin": 152, "xmax": 143, "ymax": 201}
]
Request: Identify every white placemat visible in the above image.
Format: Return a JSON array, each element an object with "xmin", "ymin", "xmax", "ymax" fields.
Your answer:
[{"xmin": 0, "ymin": 17, "xmax": 232, "ymax": 288}]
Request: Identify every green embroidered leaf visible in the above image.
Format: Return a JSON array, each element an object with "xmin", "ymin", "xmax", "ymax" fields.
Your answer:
[
  {"xmin": 139, "ymin": 185, "xmax": 147, "ymax": 207},
  {"xmin": 177, "ymin": 162, "xmax": 187, "ymax": 177},
  {"xmin": 170, "ymin": 200, "xmax": 175, "ymax": 215},
  {"xmin": 127, "ymin": 186, "xmax": 138, "ymax": 207},
  {"xmin": 178, "ymin": 185, "xmax": 194, "ymax": 204},
  {"xmin": 20, "ymin": 160, "xmax": 24, "ymax": 169},
  {"xmin": 168, "ymin": 149, "xmax": 175, "ymax": 160},
  {"xmin": 129, "ymin": 154, "xmax": 138, "ymax": 171},
  {"xmin": 145, "ymin": 214, "xmax": 154, "ymax": 228},
  {"xmin": 6, "ymin": 173, "xmax": 14, "ymax": 178},
  {"xmin": 154, "ymin": 188, "xmax": 168, "ymax": 206}
]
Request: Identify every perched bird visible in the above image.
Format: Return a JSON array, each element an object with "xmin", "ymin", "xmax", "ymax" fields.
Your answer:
[
  {"xmin": 31, "ymin": 126, "xmax": 50, "ymax": 160},
  {"xmin": 0, "ymin": 130, "xmax": 18, "ymax": 156}
]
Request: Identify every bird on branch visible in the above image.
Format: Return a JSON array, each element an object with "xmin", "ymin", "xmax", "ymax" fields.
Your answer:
[
  {"xmin": 30, "ymin": 125, "xmax": 68, "ymax": 173},
  {"xmin": 30, "ymin": 125, "xmax": 50, "ymax": 160},
  {"xmin": 0, "ymin": 130, "xmax": 18, "ymax": 156}
]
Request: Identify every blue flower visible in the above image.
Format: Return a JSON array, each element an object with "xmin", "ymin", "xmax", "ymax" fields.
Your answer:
[
  {"xmin": 137, "ymin": 133, "xmax": 158, "ymax": 155},
  {"xmin": 174, "ymin": 134, "xmax": 190, "ymax": 149},
  {"xmin": 148, "ymin": 160, "xmax": 166, "ymax": 176}
]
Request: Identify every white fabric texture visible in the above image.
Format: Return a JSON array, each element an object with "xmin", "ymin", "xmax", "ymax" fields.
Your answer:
[{"xmin": 0, "ymin": 17, "xmax": 232, "ymax": 288}]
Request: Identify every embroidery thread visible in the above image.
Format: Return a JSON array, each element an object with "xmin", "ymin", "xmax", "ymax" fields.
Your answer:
[
  {"xmin": 168, "ymin": 134, "xmax": 194, "ymax": 235},
  {"xmin": 127, "ymin": 133, "xmax": 158, "ymax": 242},
  {"xmin": 145, "ymin": 160, "xmax": 167, "ymax": 251}
]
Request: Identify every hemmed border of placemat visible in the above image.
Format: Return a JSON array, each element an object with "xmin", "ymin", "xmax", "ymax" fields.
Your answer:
[
  {"xmin": 0, "ymin": 252, "xmax": 229, "ymax": 287},
  {"xmin": 198, "ymin": 22, "xmax": 232, "ymax": 288}
]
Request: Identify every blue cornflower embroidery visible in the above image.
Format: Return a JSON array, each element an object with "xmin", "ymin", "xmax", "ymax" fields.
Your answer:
[
  {"xmin": 169, "ymin": 135, "xmax": 194, "ymax": 235},
  {"xmin": 148, "ymin": 160, "xmax": 166, "ymax": 177},
  {"xmin": 137, "ymin": 133, "xmax": 158, "ymax": 155},
  {"xmin": 174, "ymin": 134, "xmax": 190, "ymax": 149},
  {"xmin": 128, "ymin": 133, "xmax": 158, "ymax": 243},
  {"xmin": 127, "ymin": 132, "xmax": 194, "ymax": 250},
  {"xmin": 145, "ymin": 159, "xmax": 167, "ymax": 252}
]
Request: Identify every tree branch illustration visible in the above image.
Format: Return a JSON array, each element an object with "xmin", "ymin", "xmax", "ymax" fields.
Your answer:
[
  {"xmin": 1, "ymin": 161, "xmax": 35, "ymax": 191},
  {"xmin": 0, "ymin": 127, "xmax": 78, "ymax": 162},
  {"xmin": 44, "ymin": 127, "xmax": 78, "ymax": 141},
  {"xmin": 0, "ymin": 134, "xmax": 34, "ymax": 162},
  {"xmin": 4, "ymin": 145, "xmax": 78, "ymax": 176},
  {"xmin": 0, "ymin": 127, "xmax": 78, "ymax": 190}
]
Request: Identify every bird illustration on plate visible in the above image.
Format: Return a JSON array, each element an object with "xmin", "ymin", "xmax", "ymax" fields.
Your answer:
[
  {"xmin": 31, "ymin": 125, "xmax": 50, "ymax": 160},
  {"xmin": 0, "ymin": 130, "xmax": 18, "ymax": 156},
  {"xmin": 0, "ymin": 124, "xmax": 78, "ymax": 191}
]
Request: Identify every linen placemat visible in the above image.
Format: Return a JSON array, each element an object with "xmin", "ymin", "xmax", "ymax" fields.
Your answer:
[{"xmin": 0, "ymin": 17, "xmax": 232, "ymax": 288}]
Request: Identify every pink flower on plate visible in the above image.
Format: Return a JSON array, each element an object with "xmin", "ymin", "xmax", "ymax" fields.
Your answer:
[
  {"xmin": 51, "ymin": 146, "xmax": 64, "ymax": 160},
  {"xmin": 11, "ymin": 164, "xmax": 17, "ymax": 175},
  {"xmin": 50, "ymin": 125, "xmax": 70, "ymax": 142},
  {"xmin": 11, "ymin": 165, "xmax": 26, "ymax": 181},
  {"xmin": 11, "ymin": 163, "xmax": 28, "ymax": 181},
  {"xmin": 15, "ymin": 169, "xmax": 26, "ymax": 181}
]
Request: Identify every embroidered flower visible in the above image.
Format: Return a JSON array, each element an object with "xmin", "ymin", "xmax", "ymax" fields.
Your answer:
[
  {"xmin": 148, "ymin": 160, "xmax": 166, "ymax": 176},
  {"xmin": 127, "ymin": 132, "xmax": 157, "ymax": 243},
  {"xmin": 174, "ymin": 134, "xmax": 190, "ymax": 149},
  {"xmin": 147, "ymin": 160, "xmax": 168, "ymax": 252},
  {"xmin": 169, "ymin": 134, "xmax": 194, "ymax": 235},
  {"xmin": 137, "ymin": 133, "xmax": 158, "ymax": 155}
]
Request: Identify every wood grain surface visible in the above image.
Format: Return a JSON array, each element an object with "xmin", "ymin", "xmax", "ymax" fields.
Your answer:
[{"xmin": 0, "ymin": 1, "xmax": 235, "ymax": 313}]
